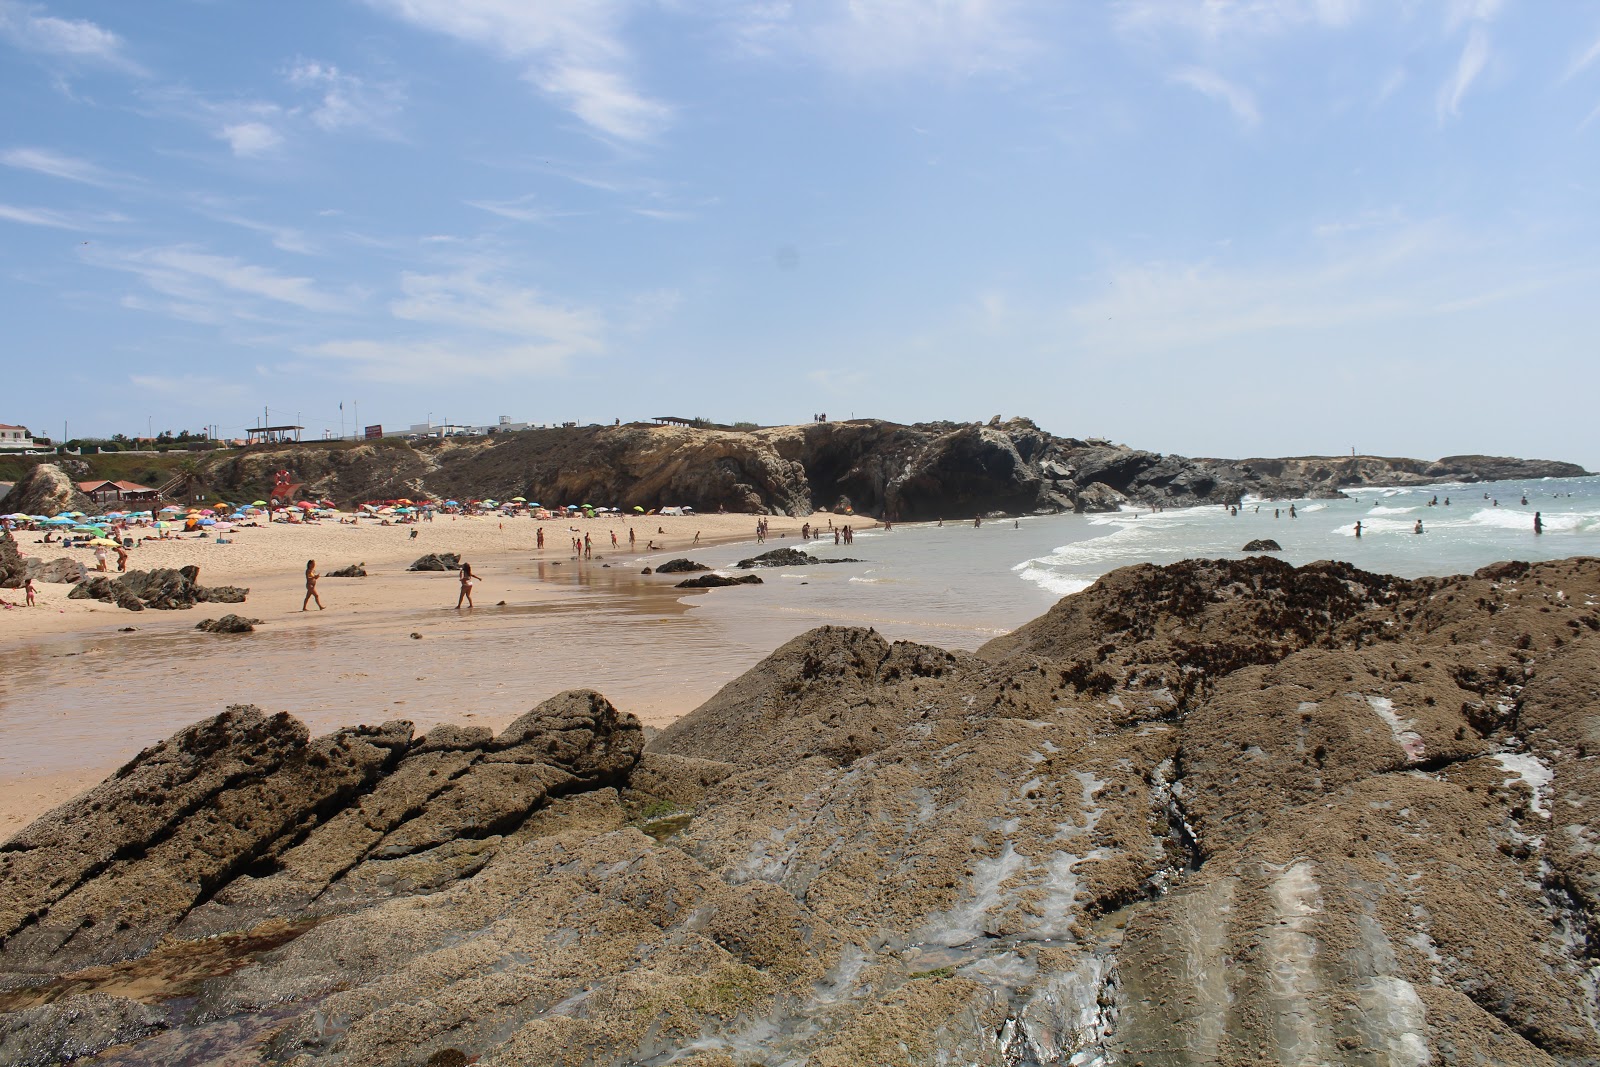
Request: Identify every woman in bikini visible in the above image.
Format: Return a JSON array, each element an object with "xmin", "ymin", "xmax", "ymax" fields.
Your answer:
[
  {"xmin": 303, "ymin": 559, "xmax": 324, "ymax": 610},
  {"xmin": 456, "ymin": 561, "xmax": 480, "ymax": 608}
]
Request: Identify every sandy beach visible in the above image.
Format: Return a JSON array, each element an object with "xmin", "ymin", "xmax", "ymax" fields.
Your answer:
[{"xmin": 1, "ymin": 510, "xmax": 868, "ymax": 837}]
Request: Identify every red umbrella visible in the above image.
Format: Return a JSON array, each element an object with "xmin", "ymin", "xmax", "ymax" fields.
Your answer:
[{"xmin": 296, "ymin": 500, "xmax": 316, "ymax": 509}]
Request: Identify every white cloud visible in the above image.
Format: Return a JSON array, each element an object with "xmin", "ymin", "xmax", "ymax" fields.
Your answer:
[
  {"xmin": 306, "ymin": 267, "xmax": 606, "ymax": 383},
  {"xmin": 364, "ymin": 0, "xmax": 670, "ymax": 142},
  {"xmin": 209, "ymin": 214, "xmax": 319, "ymax": 255},
  {"xmin": 1567, "ymin": 29, "xmax": 1600, "ymax": 81},
  {"xmin": 308, "ymin": 338, "xmax": 583, "ymax": 383},
  {"xmin": 129, "ymin": 373, "xmax": 248, "ymax": 399},
  {"xmin": 285, "ymin": 61, "xmax": 404, "ymax": 135},
  {"xmin": 219, "ymin": 121, "xmax": 283, "ymax": 157},
  {"xmin": 1437, "ymin": 26, "xmax": 1488, "ymax": 120},
  {"xmin": 0, "ymin": 0, "xmax": 140, "ymax": 71},
  {"xmin": 93, "ymin": 245, "xmax": 350, "ymax": 315},
  {"xmin": 722, "ymin": 0, "xmax": 1037, "ymax": 77},
  {"xmin": 391, "ymin": 269, "xmax": 604, "ymax": 342},
  {"xmin": 0, "ymin": 146, "xmax": 117, "ymax": 186},
  {"xmin": 1063, "ymin": 222, "xmax": 1563, "ymax": 356},
  {"xmin": 1115, "ymin": 0, "xmax": 1360, "ymax": 43},
  {"xmin": 1172, "ymin": 66, "xmax": 1260, "ymax": 127},
  {"xmin": 0, "ymin": 202, "xmax": 123, "ymax": 229},
  {"xmin": 466, "ymin": 193, "xmax": 571, "ymax": 224}
]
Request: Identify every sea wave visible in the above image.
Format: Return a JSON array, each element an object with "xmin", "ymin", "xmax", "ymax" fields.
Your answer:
[{"xmin": 1015, "ymin": 564, "xmax": 1094, "ymax": 598}]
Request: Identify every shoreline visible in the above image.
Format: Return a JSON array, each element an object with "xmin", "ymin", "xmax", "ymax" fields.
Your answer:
[{"xmin": 0, "ymin": 511, "xmax": 875, "ymax": 838}]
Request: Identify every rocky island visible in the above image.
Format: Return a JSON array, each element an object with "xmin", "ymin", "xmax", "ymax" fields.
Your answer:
[{"xmin": 4, "ymin": 554, "xmax": 1599, "ymax": 1064}]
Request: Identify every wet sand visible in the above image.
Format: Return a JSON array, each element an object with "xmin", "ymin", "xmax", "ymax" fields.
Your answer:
[{"xmin": 1, "ymin": 512, "xmax": 867, "ymax": 838}]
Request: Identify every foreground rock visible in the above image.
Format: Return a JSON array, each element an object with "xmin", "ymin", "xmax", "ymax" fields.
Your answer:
[
  {"xmin": 5, "ymin": 556, "xmax": 1600, "ymax": 1064},
  {"xmin": 67, "ymin": 567, "xmax": 248, "ymax": 611},
  {"xmin": 324, "ymin": 563, "xmax": 366, "ymax": 577},
  {"xmin": 1241, "ymin": 537, "xmax": 1281, "ymax": 551}
]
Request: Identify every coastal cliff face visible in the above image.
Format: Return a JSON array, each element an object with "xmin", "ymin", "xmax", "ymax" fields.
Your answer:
[
  {"xmin": 190, "ymin": 420, "xmax": 1590, "ymax": 518},
  {"xmin": 5, "ymin": 555, "xmax": 1600, "ymax": 1065}
]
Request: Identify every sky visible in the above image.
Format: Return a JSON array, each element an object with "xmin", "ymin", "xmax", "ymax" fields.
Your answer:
[{"xmin": 2, "ymin": 0, "xmax": 1598, "ymax": 466}]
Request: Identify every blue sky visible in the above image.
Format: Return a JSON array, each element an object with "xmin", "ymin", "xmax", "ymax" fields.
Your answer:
[{"xmin": 2, "ymin": 1, "xmax": 1598, "ymax": 465}]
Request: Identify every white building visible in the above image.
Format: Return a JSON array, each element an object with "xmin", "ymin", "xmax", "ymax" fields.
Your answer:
[{"xmin": 0, "ymin": 423, "xmax": 36, "ymax": 449}]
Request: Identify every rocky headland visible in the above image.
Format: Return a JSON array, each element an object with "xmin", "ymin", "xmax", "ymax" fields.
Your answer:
[
  {"xmin": 4, "ymin": 554, "xmax": 1600, "ymax": 1064},
  {"xmin": 26, "ymin": 418, "xmax": 1582, "ymax": 520}
]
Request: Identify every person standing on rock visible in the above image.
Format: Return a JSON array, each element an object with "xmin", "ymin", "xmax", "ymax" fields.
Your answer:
[
  {"xmin": 456, "ymin": 561, "xmax": 480, "ymax": 609},
  {"xmin": 303, "ymin": 560, "xmax": 324, "ymax": 611}
]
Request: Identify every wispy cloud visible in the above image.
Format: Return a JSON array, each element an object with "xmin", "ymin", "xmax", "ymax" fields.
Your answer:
[
  {"xmin": 0, "ymin": 202, "xmax": 124, "ymax": 229},
  {"xmin": 1568, "ymin": 28, "xmax": 1600, "ymax": 81},
  {"xmin": 129, "ymin": 373, "xmax": 248, "ymax": 399},
  {"xmin": 466, "ymin": 193, "xmax": 572, "ymax": 224},
  {"xmin": 721, "ymin": 0, "xmax": 1037, "ymax": 78},
  {"xmin": 91, "ymin": 244, "xmax": 351, "ymax": 316},
  {"xmin": 363, "ymin": 0, "xmax": 670, "ymax": 142},
  {"xmin": 1115, "ymin": 0, "xmax": 1360, "ymax": 43},
  {"xmin": 1437, "ymin": 26, "xmax": 1489, "ymax": 120},
  {"xmin": 218, "ymin": 121, "xmax": 283, "ymax": 158},
  {"xmin": 307, "ymin": 267, "xmax": 605, "ymax": 383},
  {"xmin": 1, "ymin": 146, "xmax": 120, "ymax": 186},
  {"xmin": 0, "ymin": 0, "xmax": 142, "ymax": 72},
  {"xmin": 284, "ymin": 60, "xmax": 404, "ymax": 135},
  {"xmin": 207, "ymin": 213, "xmax": 319, "ymax": 255},
  {"xmin": 1172, "ymin": 67, "xmax": 1260, "ymax": 127}
]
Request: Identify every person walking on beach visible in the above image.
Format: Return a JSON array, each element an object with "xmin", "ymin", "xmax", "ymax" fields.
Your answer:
[
  {"xmin": 456, "ymin": 561, "xmax": 480, "ymax": 608},
  {"xmin": 94, "ymin": 544, "xmax": 109, "ymax": 572},
  {"xmin": 629, "ymin": 527, "xmax": 636, "ymax": 548},
  {"xmin": 537, "ymin": 526, "xmax": 545, "ymax": 550},
  {"xmin": 303, "ymin": 560, "xmax": 324, "ymax": 611},
  {"xmin": 115, "ymin": 544, "xmax": 128, "ymax": 571}
]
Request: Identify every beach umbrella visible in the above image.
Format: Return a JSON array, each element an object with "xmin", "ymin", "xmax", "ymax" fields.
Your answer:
[
  {"xmin": 155, "ymin": 521, "xmax": 173, "ymax": 529},
  {"xmin": 526, "ymin": 502, "xmax": 540, "ymax": 507},
  {"xmin": 87, "ymin": 537, "xmax": 119, "ymax": 547},
  {"xmin": 297, "ymin": 500, "xmax": 316, "ymax": 509},
  {"xmin": 251, "ymin": 500, "xmax": 268, "ymax": 506},
  {"xmin": 161, "ymin": 505, "xmax": 182, "ymax": 513},
  {"xmin": 511, "ymin": 496, "xmax": 526, "ymax": 502},
  {"xmin": 632, "ymin": 506, "xmax": 644, "ymax": 512},
  {"xmin": 199, "ymin": 518, "xmax": 216, "ymax": 526},
  {"xmin": 68, "ymin": 511, "xmax": 85, "ymax": 518}
]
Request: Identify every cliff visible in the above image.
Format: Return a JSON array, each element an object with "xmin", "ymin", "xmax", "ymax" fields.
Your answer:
[
  {"xmin": 177, "ymin": 419, "xmax": 1591, "ymax": 518},
  {"xmin": 4, "ymin": 555, "xmax": 1600, "ymax": 1064}
]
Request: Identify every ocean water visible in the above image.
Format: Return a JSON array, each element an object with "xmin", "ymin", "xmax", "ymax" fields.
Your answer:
[{"xmin": 679, "ymin": 475, "xmax": 1600, "ymax": 654}]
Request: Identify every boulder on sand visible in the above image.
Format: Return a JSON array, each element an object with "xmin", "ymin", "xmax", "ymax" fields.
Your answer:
[
  {"xmin": 0, "ymin": 463, "xmax": 95, "ymax": 518},
  {"xmin": 68, "ymin": 566, "xmax": 249, "ymax": 611},
  {"xmin": 735, "ymin": 547, "xmax": 862, "ymax": 569},
  {"xmin": 675, "ymin": 573, "xmax": 763, "ymax": 588},
  {"xmin": 408, "ymin": 553, "xmax": 461, "ymax": 572},
  {"xmin": 654, "ymin": 558, "xmax": 710, "ymax": 574},
  {"xmin": 196, "ymin": 614, "xmax": 261, "ymax": 633},
  {"xmin": 325, "ymin": 563, "xmax": 367, "ymax": 578}
]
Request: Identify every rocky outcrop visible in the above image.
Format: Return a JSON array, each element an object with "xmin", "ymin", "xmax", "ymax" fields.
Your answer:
[
  {"xmin": 0, "ymin": 464, "xmax": 95, "ymax": 519},
  {"xmin": 324, "ymin": 563, "xmax": 366, "ymax": 578},
  {"xmin": 1241, "ymin": 538, "xmax": 1281, "ymax": 551},
  {"xmin": 0, "ymin": 537, "xmax": 25, "ymax": 588},
  {"xmin": 654, "ymin": 558, "xmax": 710, "ymax": 573},
  {"xmin": 180, "ymin": 421, "xmax": 1591, "ymax": 519},
  {"xmin": 6, "ymin": 558, "xmax": 1600, "ymax": 1064},
  {"xmin": 195, "ymin": 614, "xmax": 260, "ymax": 633},
  {"xmin": 407, "ymin": 552, "xmax": 460, "ymax": 571},
  {"xmin": 675, "ymin": 573, "xmax": 763, "ymax": 588},
  {"xmin": 0, "ymin": 539, "xmax": 87, "ymax": 588},
  {"xmin": 67, "ymin": 567, "xmax": 248, "ymax": 611}
]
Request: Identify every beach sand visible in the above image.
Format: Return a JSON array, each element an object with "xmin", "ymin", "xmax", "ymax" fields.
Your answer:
[{"xmin": 1, "ymin": 511, "xmax": 866, "ymax": 838}]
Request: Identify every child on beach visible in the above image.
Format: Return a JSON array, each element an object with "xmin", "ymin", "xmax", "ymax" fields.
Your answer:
[
  {"xmin": 24, "ymin": 577, "xmax": 36, "ymax": 607},
  {"xmin": 303, "ymin": 560, "xmax": 324, "ymax": 611},
  {"xmin": 457, "ymin": 562, "xmax": 480, "ymax": 608}
]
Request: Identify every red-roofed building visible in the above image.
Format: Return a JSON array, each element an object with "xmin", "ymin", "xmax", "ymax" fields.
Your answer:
[{"xmin": 78, "ymin": 480, "xmax": 160, "ymax": 505}]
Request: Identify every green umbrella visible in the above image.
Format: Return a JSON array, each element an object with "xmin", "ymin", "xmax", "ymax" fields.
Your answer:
[{"xmin": 632, "ymin": 506, "xmax": 644, "ymax": 512}]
